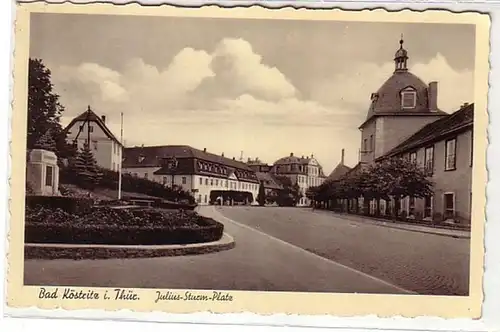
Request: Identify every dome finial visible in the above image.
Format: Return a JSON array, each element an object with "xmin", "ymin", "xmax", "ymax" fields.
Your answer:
[{"xmin": 394, "ymin": 34, "xmax": 408, "ymax": 72}]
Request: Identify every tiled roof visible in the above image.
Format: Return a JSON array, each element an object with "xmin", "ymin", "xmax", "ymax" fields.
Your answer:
[
  {"xmin": 274, "ymin": 154, "xmax": 313, "ymax": 165},
  {"xmin": 63, "ymin": 108, "xmax": 122, "ymax": 146},
  {"xmin": 256, "ymin": 172, "xmax": 283, "ymax": 190},
  {"xmin": 361, "ymin": 71, "xmax": 446, "ymax": 128},
  {"xmin": 379, "ymin": 103, "xmax": 474, "ymax": 159},
  {"xmin": 123, "ymin": 145, "xmax": 254, "ymax": 171},
  {"xmin": 327, "ymin": 163, "xmax": 352, "ymax": 181}
]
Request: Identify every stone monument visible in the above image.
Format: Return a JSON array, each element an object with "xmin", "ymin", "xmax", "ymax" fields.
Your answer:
[{"xmin": 26, "ymin": 130, "xmax": 60, "ymax": 196}]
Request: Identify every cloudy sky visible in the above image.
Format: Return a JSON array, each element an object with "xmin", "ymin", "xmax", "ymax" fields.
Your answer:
[{"xmin": 29, "ymin": 13, "xmax": 475, "ymax": 174}]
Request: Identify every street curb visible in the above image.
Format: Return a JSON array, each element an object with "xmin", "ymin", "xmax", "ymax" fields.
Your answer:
[
  {"xmin": 320, "ymin": 212, "xmax": 471, "ymax": 239},
  {"xmin": 24, "ymin": 233, "xmax": 236, "ymax": 260}
]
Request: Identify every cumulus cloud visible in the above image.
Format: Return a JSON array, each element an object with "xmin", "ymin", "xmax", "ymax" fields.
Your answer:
[
  {"xmin": 52, "ymin": 39, "xmax": 474, "ymax": 171},
  {"xmin": 310, "ymin": 53, "xmax": 474, "ymax": 115}
]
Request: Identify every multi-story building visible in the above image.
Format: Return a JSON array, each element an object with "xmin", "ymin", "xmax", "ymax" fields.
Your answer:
[
  {"xmin": 122, "ymin": 145, "xmax": 260, "ymax": 205},
  {"xmin": 358, "ymin": 38, "xmax": 448, "ymax": 164},
  {"xmin": 378, "ymin": 103, "xmax": 474, "ymax": 223},
  {"xmin": 247, "ymin": 158, "xmax": 283, "ymax": 198},
  {"xmin": 63, "ymin": 107, "xmax": 122, "ymax": 171},
  {"xmin": 271, "ymin": 153, "xmax": 327, "ymax": 206},
  {"xmin": 330, "ymin": 37, "xmax": 474, "ymax": 224}
]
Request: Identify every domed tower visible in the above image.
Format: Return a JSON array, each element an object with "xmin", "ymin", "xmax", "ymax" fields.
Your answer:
[{"xmin": 358, "ymin": 36, "xmax": 448, "ymax": 164}]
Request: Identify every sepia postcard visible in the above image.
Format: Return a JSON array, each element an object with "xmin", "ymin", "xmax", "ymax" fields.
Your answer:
[{"xmin": 5, "ymin": 2, "xmax": 490, "ymax": 319}]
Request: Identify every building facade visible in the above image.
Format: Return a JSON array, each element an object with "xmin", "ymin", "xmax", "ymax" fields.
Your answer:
[
  {"xmin": 247, "ymin": 158, "xmax": 283, "ymax": 200},
  {"xmin": 122, "ymin": 145, "xmax": 260, "ymax": 205},
  {"xmin": 271, "ymin": 153, "xmax": 327, "ymax": 206},
  {"xmin": 333, "ymin": 37, "xmax": 474, "ymax": 225},
  {"xmin": 63, "ymin": 107, "xmax": 122, "ymax": 171},
  {"xmin": 358, "ymin": 38, "xmax": 448, "ymax": 164},
  {"xmin": 378, "ymin": 103, "xmax": 474, "ymax": 223}
]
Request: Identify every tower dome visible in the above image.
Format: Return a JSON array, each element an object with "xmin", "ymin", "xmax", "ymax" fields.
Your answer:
[{"xmin": 360, "ymin": 36, "xmax": 447, "ymax": 128}]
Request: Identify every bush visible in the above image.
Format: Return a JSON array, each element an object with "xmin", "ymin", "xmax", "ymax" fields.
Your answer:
[
  {"xmin": 25, "ymin": 195, "xmax": 93, "ymax": 214},
  {"xmin": 24, "ymin": 206, "xmax": 224, "ymax": 245},
  {"xmin": 60, "ymin": 167, "xmax": 196, "ymax": 204}
]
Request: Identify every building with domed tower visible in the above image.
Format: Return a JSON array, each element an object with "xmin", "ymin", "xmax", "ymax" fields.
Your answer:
[
  {"xmin": 333, "ymin": 36, "xmax": 475, "ymax": 225},
  {"xmin": 359, "ymin": 37, "xmax": 449, "ymax": 165}
]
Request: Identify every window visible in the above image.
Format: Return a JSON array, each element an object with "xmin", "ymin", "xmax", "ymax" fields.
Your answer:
[
  {"xmin": 225, "ymin": 180, "xmax": 228, "ymax": 188},
  {"xmin": 182, "ymin": 177, "xmax": 187, "ymax": 185},
  {"xmin": 45, "ymin": 165, "xmax": 53, "ymax": 186},
  {"xmin": 445, "ymin": 138, "xmax": 457, "ymax": 171},
  {"xmin": 93, "ymin": 140, "xmax": 98, "ymax": 150},
  {"xmin": 444, "ymin": 193, "xmax": 455, "ymax": 219},
  {"xmin": 424, "ymin": 146, "xmax": 434, "ymax": 175},
  {"xmin": 363, "ymin": 138, "xmax": 368, "ymax": 151},
  {"xmin": 88, "ymin": 125, "xmax": 93, "ymax": 133},
  {"xmin": 424, "ymin": 196, "xmax": 433, "ymax": 218},
  {"xmin": 369, "ymin": 135, "xmax": 374, "ymax": 151},
  {"xmin": 197, "ymin": 195, "xmax": 202, "ymax": 203},
  {"xmin": 215, "ymin": 179, "xmax": 219, "ymax": 186},
  {"xmin": 210, "ymin": 179, "xmax": 213, "ymax": 186},
  {"xmin": 144, "ymin": 173, "xmax": 148, "ymax": 179},
  {"xmin": 204, "ymin": 195, "xmax": 207, "ymax": 203},
  {"xmin": 163, "ymin": 177, "xmax": 167, "ymax": 185},
  {"xmin": 401, "ymin": 91, "xmax": 417, "ymax": 109},
  {"xmin": 199, "ymin": 177, "xmax": 203, "ymax": 185},
  {"xmin": 205, "ymin": 179, "xmax": 208, "ymax": 185},
  {"xmin": 410, "ymin": 152, "xmax": 417, "ymax": 164}
]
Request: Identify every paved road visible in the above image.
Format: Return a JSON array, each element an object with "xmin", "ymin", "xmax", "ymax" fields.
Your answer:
[
  {"xmin": 24, "ymin": 207, "xmax": 411, "ymax": 294},
  {"xmin": 218, "ymin": 206, "xmax": 470, "ymax": 296}
]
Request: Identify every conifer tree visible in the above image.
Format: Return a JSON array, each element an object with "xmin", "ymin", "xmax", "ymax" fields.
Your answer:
[
  {"xmin": 32, "ymin": 129, "xmax": 57, "ymax": 153},
  {"xmin": 257, "ymin": 182, "xmax": 266, "ymax": 206},
  {"xmin": 72, "ymin": 143, "xmax": 102, "ymax": 190}
]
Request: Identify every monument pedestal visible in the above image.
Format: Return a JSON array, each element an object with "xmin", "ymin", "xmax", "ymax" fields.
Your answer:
[{"xmin": 26, "ymin": 149, "xmax": 60, "ymax": 196}]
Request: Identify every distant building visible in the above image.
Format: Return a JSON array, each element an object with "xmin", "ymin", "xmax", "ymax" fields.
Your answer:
[
  {"xmin": 247, "ymin": 158, "xmax": 283, "ymax": 197},
  {"xmin": 326, "ymin": 149, "xmax": 352, "ymax": 182},
  {"xmin": 122, "ymin": 145, "xmax": 260, "ymax": 205},
  {"xmin": 63, "ymin": 106, "xmax": 122, "ymax": 171},
  {"xmin": 271, "ymin": 153, "xmax": 327, "ymax": 206}
]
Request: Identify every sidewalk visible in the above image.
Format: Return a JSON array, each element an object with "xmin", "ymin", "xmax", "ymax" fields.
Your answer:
[{"xmin": 310, "ymin": 209, "xmax": 471, "ymax": 239}]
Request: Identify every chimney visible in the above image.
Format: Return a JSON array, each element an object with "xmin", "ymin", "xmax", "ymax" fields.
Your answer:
[
  {"xmin": 341, "ymin": 149, "xmax": 345, "ymax": 165},
  {"xmin": 101, "ymin": 115, "xmax": 106, "ymax": 123},
  {"xmin": 232, "ymin": 157, "xmax": 235, "ymax": 160},
  {"xmin": 290, "ymin": 152, "xmax": 294, "ymax": 157},
  {"xmin": 203, "ymin": 148, "xmax": 207, "ymax": 152},
  {"xmin": 462, "ymin": 102, "xmax": 470, "ymax": 108},
  {"xmin": 428, "ymin": 81, "xmax": 438, "ymax": 111},
  {"xmin": 221, "ymin": 152, "xmax": 224, "ymax": 157}
]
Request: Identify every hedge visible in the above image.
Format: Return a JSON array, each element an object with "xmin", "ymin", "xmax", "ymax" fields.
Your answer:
[
  {"xmin": 60, "ymin": 167, "xmax": 196, "ymax": 204},
  {"xmin": 25, "ymin": 195, "xmax": 93, "ymax": 214},
  {"xmin": 24, "ymin": 206, "xmax": 224, "ymax": 245},
  {"xmin": 25, "ymin": 222, "xmax": 224, "ymax": 245}
]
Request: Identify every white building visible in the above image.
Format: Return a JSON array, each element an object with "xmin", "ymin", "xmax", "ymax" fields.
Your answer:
[
  {"xmin": 63, "ymin": 106, "xmax": 122, "ymax": 171},
  {"xmin": 272, "ymin": 153, "xmax": 327, "ymax": 206},
  {"xmin": 122, "ymin": 145, "xmax": 260, "ymax": 205}
]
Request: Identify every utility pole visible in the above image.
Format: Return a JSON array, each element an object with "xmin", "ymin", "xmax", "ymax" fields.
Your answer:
[{"xmin": 118, "ymin": 112, "xmax": 123, "ymax": 200}]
